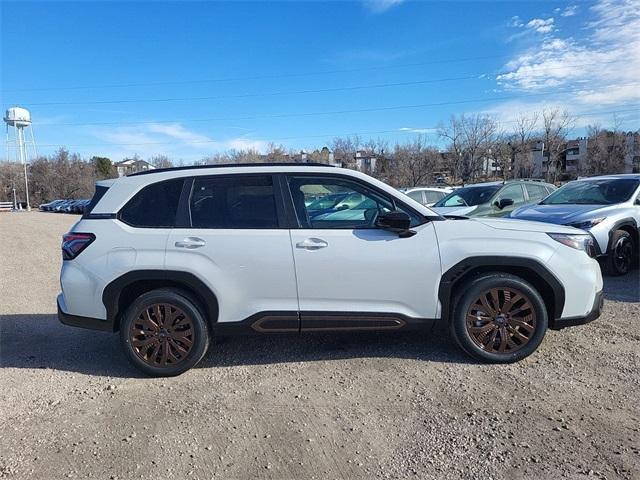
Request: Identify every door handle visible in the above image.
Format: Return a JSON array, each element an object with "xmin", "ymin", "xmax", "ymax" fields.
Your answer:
[
  {"xmin": 296, "ymin": 238, "xmax": 328, "ymax": 250},
  {"xmin": 174, "ymin": 237, "xmax": 206, "ymax": 249}
]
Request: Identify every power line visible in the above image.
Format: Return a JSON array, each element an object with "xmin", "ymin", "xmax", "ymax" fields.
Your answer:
[
  {"xmin": 10, "ymin": 61, "xmax": 627, "ymax": 108},
  {"xmin": 2, "ymin": 54, "xmax": 510, "ymax": 93},
  {"xmin": 33, "ymin": 83, "xmax": 640, "ymax": 127},
  {"xmin": 33, "ymin": 107, "xmax": 639, "ymax": 148}
]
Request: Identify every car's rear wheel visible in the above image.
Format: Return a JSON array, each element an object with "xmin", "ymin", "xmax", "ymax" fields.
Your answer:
[
  {"xmin": 119, "ymin": 289, "xmax": 210, "ymax": 376},
  {"xmin": 604, "ymin": 230, "xmax": 634, "ymax": 276},
  {"xmin": 451, "ymin": 273, "xmax": 548, "ymax": 363}
]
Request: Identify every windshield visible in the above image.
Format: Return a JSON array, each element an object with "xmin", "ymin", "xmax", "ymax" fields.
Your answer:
[
  {"xmin": 541, "ymin": 178, "xmax": 640, "ymax": 205},
  {"xmin": 433, "ymin": 185, "xmax": 501, "ymax": 207}
]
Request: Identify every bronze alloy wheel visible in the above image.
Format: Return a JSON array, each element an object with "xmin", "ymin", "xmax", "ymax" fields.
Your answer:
[
  {"xmin": 129, "ymin": 303, "xmax": 194, "ymax": 367},
  {"xmin": 465, "ymin": 287, "xmax": 536, "ymax": 354}
]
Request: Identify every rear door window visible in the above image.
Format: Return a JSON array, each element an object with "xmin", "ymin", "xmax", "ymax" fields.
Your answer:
[{"xmin": 189, "ymin": 175, "xmax": 278, "ymax": 229}]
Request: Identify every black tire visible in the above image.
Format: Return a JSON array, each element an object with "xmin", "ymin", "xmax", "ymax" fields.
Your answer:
[
  {"xmin": 450, "ymin": 273, "xmax": 548, "ymax": 363},
  {"xmin": 119, "ymin": 289, "xmax": 210, "ymax": 377},
  {"xmin": 604, "ymin": 230, "xmax": 634, "ymax": 276}
]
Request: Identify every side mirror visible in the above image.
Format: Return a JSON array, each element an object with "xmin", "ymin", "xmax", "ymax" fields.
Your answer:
[
  {"xmin": 494, "ymin": 198, "xmax": 514, "ymax": 210},
  {"xmin": 375, "ymin": 211, "xmax": 415, "ymax": 237}
]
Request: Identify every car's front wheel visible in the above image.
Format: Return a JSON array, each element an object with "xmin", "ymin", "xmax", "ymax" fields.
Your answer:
[
  {"xmin": 451, "ymin": 273, "xmax": 548, "ymax": 363},
  {"xmin": 604, "ymin": 229, "xmax": 634, "ymax": 276},
  {"xmin": 119, "ymin": 289, "xmax": 210, "ymax": 376}
]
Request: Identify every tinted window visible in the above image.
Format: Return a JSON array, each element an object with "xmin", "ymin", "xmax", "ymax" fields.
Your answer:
[
  {"xmin": 288, "ymin": 176, "xmax": 420, "ymax": 229},
  {"xmin": 525, "ymin": 184, "xmax": 549, "ymax": 202},
  {"xmin": 434, "ymin": 185, "xmax": 501, "ymax": 207},
  {"xmin": 541, "ymin": 178, "xmax": 640, "ymax": 205},
  {"xmin": 190, "ymin": 175, "xmax": 278, "ymax": 228},
  {"xmin": 120, "ymin": 179, "xmax": 183, "ymax": 227},
  {"xmin": 498, "ymin": 184, "xmax": 525, "ymax": 204}
]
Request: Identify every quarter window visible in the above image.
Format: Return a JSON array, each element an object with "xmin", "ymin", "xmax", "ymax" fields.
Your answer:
[
  {"xmin": 189, "ymin": 175, "xmax": 278, "ymax": 229},
  {"xmin": 120, "ymin": 179, "xmax": 183, "ymax": 227}
]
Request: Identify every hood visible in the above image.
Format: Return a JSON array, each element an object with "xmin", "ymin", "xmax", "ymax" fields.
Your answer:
[
  {"xmin": 431, "ymin": 205, "xmax": 478, "ymax": 216},
  {"xmin": 472, "ymin": 217, "xmax": 581, "ymax": 235},
  {"xmin": 510, "ymin": 203, "xmax": 611, "ymax": 225}
]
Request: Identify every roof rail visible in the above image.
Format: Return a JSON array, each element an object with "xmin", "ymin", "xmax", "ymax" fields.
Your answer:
[{"xmin": 127, "ymin": 162, "xmax": 336, "ymax": 177}]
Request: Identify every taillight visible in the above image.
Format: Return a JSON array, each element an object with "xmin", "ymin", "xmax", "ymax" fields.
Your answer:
[{"xmin": 62, "ymin": 232, "xmax": 95, "ymax": 260}]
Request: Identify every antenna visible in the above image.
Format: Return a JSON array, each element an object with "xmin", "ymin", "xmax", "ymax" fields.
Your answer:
[{"xmin": 4, "ymin": 106, "xmax": 36, "ymax": 211}]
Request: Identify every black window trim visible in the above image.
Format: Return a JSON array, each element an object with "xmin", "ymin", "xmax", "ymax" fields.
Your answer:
[
  {"xmin": 282, "ymin": 172, "xmax": 433, "ymax": 230},
  {"xmin": 183, "ymin": 173, "xmax": 286, "ymax": 230}
]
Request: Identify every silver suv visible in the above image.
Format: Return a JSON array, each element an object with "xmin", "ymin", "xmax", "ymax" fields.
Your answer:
[{"xmin": 511, "ymin": 174, "xmax": 640, "ymax": 276}]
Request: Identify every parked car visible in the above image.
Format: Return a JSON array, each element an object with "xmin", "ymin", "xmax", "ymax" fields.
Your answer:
[
  {"xmin": 403, "ymin": 187, "xmax": 453, "ymax": 207},
  {"xmin": 54, "ymin": 200, "xmax": 74, "ymax": 212},
  {"xmin": 431, "ymin": 180, "xmax": 556, "ymax": 217},
  {"xmin": 39, "ymin": 199, "xmax": 65, "ymax": 211},
  {"xmin": 67, "ymin": 199, "xmax": 90, "ymax": 214},
  {"xmin": 510, "ymin": 174, "xmax": 640, "ymax": 276},
  {"xmin": 58, "ymin": 164, "xmax": 602, "ymax": 376}
]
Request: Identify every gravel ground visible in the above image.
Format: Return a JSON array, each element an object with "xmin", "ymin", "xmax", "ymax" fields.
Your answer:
[{"xmin": 1, "ymin": 211, "xmax": 639, "ymax": 480}]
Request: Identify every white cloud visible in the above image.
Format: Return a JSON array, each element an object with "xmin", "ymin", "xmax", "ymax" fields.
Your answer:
[
  {"xmin": 496, "ymin": 0, "xmax": 640, "ymax": 108},
  {"xmin": 561, "ymin": 5, "xmax": 579, "ymax": 17},
  {"xmin": 363, "ymin": 0, "xmax": 406, "ymax": 14},
  {"xmin": 510, "ymin": 15, "xmax": 524, "ymax": 27},
  {"xmin": 87, "ymin": 123, "xmax": 269, "ymax": 162},
  {"xmin": 146, "ymin": 123, "xmax": 213, "ymax": 144},
  {"xmin": 526, "ymin": 17, "xmax": 555, "ymax": 34},
  {"xmin": 399, "ymin": 127, "xmax": 438, "ymax": 134}
]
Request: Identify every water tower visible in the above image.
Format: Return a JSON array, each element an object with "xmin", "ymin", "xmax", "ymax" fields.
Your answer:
[{"xmin": 4, "ymin": 106, "xmax": 37, "ymax": 211}]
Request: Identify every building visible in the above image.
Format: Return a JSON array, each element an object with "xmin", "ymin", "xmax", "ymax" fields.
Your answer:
[
  {"xmin": 115, "ymin": 158, "xmax": 155, "ymax": 177},
  {"xmin": 563, "ymin": 137, "xmax": 588, "ymax": 175},
  {"xmin": 623, "ymin": 132, "xmax": 640, "ymax": 173},
  {"xmin": 354, "ymin": 150, "xmax": 377, "ymax": 174}
]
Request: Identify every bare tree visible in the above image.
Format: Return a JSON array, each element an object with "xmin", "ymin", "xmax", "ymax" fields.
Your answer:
[
  {"xmin": 330, "ymin": 136, "xmax": 361, "ymax": 169},
  {"xmin": 150, "ymin": 154, "xmax": 174, "ymax": 169},
  {"xmin": 438, "ymin": 114, "xmax": 497, "ymax": 182},
  {"xmin": 584, "ymin": 118, "xmax": 626, "ymax": 175},
  {"xmin": 511, "ymin": 112, "xmax": 540, "ymax": 178},
  {"xmin": 389, "ymin": 136, "xmax": 439, "ymax": 187},
  {"xmin": 541, "ymin": 109, "xmax": 573, "ymax": 183},
  {"xmin": 438, "ymin": 116, "xmax": 464, "ymax": 183}
]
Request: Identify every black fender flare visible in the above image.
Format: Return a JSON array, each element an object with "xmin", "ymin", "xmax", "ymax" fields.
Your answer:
[
  {"xmin": 606, "ymin": 218, "xmax": 639, "ymax": 254},
  {"xmin": 102, "ymin": 270, "xmax": 219, "ymax": 329},
  {"xmin": 437, "ymin": 256, "xmax": 565, "ymax": 324}
]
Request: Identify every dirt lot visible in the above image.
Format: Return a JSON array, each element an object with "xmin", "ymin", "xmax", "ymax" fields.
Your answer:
[{"xmin": 1, "ymin": 211, "xmax": 639, "ymax": 480}]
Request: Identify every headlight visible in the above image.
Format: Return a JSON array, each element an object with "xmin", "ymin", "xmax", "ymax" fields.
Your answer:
[
  {"xmin": 568, "ymin": 217, "xmax": 606, "ymax": 230},
  {"xmin": 548, "ymin": 233, "xmax": 596, "ymax": 257}
]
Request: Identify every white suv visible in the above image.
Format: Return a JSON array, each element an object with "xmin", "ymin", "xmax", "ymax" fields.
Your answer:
[{"xmin": 58, "ymin": 164, "xmax": 603, "ymax": 376}]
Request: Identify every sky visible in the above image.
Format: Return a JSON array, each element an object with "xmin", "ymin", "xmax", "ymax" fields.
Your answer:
[{"xmin": 1, "ymin": 0, "xmax": 639, "ymax": 163}]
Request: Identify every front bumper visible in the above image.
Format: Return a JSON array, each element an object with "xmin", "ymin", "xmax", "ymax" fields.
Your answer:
[
  {"xmin": 57, "ymin": 294, "xmax": 114, "ymax": 332},
  {"xmin": 550, "ymin": 290, "xmax": 603, "ymax": 330}
]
